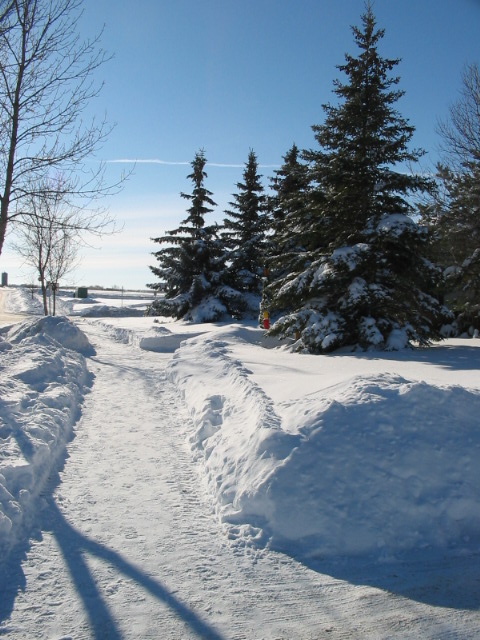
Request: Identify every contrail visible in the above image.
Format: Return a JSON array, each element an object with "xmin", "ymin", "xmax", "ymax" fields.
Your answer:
[{"xmin": 107, "ymin": 159, "xmax": 190, "ymax": 166}]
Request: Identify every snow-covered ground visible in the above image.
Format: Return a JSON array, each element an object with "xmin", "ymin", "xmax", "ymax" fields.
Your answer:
[{"xmin": 1, "ymin": 285, "xmax": 480, "ymax": 639}]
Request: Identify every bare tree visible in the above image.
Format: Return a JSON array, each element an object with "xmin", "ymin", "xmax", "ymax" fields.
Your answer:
[
  {"xmin": 438, "ymin": 64, "xmax": 480, "ymax": 169},
  {"xmin": 437, "ymin": 62, "xmax": 480, "ymax": 171},
  {"xmin": 0, "ymin": 0, "xmax": 122, "ymax": 257},
  {"xmin": 13, "ymin": 178, "xmax": 79, "ymax": 315},
  {"xmin": 46, "ymin": 223, "xmax": 78, "ymax": 316}
]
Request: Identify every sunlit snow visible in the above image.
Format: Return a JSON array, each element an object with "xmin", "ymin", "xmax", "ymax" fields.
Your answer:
[{"xmin": 1, "ymin": 285, "xmax": 480, "ymax": 638}]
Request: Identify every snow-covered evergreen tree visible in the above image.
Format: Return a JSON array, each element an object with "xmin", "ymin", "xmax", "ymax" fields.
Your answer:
[
  {"xmin": 221, "ymin": 149, "xmax": 268, "ymax": 316},
  {"xmin": 421, "ymin": 63, "xmax": 480, "ymax": 335},
  {"xmin": 270, "ymin": 3, "xmax": 451, "ymax": 352},
  {"xmin": 266, "ymin": 143, "xmax": 312, "ymax": 312},
  {"xmin": 435, "ymin": 164, "xmax": 480, "ymax": 334},
  {"xmin": 147, "ymin": 150, "xmax": 233, "ymax": 321}
]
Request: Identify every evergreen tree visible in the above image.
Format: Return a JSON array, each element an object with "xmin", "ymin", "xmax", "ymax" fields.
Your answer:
[
  {"xmin": 269, "ymin": 143, "xmax": 311, "ymax": 248},
  {"xmin": 147, "ymin": 150, "xmax": 229, "ymax": 321},
  {"xmin": 422, "ymin": 63, "xmax": 480, "ymax": 334},
  {"xmin": 270, "ymin": 3, "xmax": 451, "ymax": 352},
  {"xmin": 221, "ymin": 150, "xmax": 268, "ymax": 315},
  {"xmin": 436, "ymin": 164, "xmax": 480, "ymax": 327},
  {"xmin": 266, "ymin": 143, "xmax": 312, "ymax": 311}
]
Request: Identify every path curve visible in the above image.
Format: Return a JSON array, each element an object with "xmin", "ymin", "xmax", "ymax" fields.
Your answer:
[{"xmin": 4, "ymin": 320, "xmax": 480, "ymax": 639}]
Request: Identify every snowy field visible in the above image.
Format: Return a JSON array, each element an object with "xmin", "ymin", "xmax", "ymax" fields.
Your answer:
[{"xmin": 1, "ymin": 285, "xmax": 480, "ymax": 639}]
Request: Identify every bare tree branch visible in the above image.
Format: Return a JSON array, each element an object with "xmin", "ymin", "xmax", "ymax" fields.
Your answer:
[
  {"xmin": 0, "ymin": 0, "xmax": 126, "ymax": 256},
  {"xmin": 437, "ymin": 62, "xmax": 480, "ymax": 170},
  {"xmin": 11, "ymin": 176, "xmax": 82, "ymax": 314}
]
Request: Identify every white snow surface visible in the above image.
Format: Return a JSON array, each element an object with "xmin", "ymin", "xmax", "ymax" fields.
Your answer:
[
  {"xmin": 1, "ymin": 285, "xmax": 480, "ymax": 638},
  {"xmin": 0, "ymin": 316, "xmax": 92, "ymax": 546},
  {"xmin": 166, "ymin": 324, "xmax": 480, "ymax": 558}
]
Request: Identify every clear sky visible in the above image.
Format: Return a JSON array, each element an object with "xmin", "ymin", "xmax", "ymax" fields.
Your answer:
[{"xmin": 2, "ymin": 0, "xmax": 480, "ymax": 290}]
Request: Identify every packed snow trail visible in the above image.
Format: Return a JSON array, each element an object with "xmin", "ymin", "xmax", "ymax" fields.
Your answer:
[{"xmin": 3, "ymin": 319, "xmax": 480, "ymax": 639}]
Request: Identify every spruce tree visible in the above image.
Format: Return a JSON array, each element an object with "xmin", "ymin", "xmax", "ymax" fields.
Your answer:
[
  {"xmin": 435, "ymin": 164, "xmax": 480, "ymax": 332},
  {"xmin": 221, "ymin": 149, "xmax": 268, "ymax": 315},
  {"xmin": 270, "ymin": 3, "xmax": 451, "ymax": 352},
  {"xmin": 267, "ymin": 143, "xmax": 311, "ymax": 296},
  {"xmin": 147, "ymin": 150, "xmax": 228, "ymax": 321},
  {"xmin": 422, "ymin": 63, "xmax": 480, "ymax": 334},
  {"xmin": 269, "ymin": 144, "xmax": 311, "ymax": 249}
]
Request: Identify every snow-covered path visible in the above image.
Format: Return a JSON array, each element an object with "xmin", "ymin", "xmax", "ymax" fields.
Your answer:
[
  {"xmin": 2, "ymin": 320, "xmax": 330, "ymax": 639},
  {"xmin": 3, "ymin": 319, "xmax": 480, "ymax": 639}
]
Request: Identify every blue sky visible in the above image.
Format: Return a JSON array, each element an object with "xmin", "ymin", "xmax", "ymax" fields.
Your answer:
[{"xmin": 3, "ymin": 0, "xmax": 480, "ymax": 290}]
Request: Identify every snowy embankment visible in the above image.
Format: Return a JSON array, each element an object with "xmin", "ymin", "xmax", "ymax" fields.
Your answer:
[
  {"xmin": 0, "ymin": 315, "xmax": 93, "ymax": 557},
  {"xmin": 166, "ymin": 326, "xmax": 480, "ymax": 560},
  {"xmin": 1, "ymin": 285, "xmax": 480, "ymax": 566},
  {"xmin": 96, "ymin": 310, "xmax": 480, "ymax": 561}
]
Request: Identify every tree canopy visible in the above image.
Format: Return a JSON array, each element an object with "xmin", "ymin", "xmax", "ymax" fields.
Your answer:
[{"xmin": 268, "ymin": 3, "xmax": 450, "ymax": 352}]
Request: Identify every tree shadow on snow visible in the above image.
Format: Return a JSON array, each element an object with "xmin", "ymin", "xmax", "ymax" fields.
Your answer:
[
  {"xmin": 0, "ymin": 372, "xmax": 93, "ymax": 636},
  {"xmin": 0, "ymin": 541, "xmax": 29, "ymax": 635},
  {"xmin": 0, "ymin": 371, "xmax": 224, "ymax": 640},
  {"xmin": 0, "ymin": 494, "xmax": 225, "ymax": 639},
  {"xmin": 341, "ymin": 342, "xmax": 480, "ymax": 372},
  {"xmin": 0, "ymin": 492, "xmax": 225, "ymax": 639},
  {"xmin": 295, "ymin": 547, "xmax": 480, "ymax": 611},
  {"xmin": 34, "ymin": 497, "xmax": 226, "ymax": 640}
]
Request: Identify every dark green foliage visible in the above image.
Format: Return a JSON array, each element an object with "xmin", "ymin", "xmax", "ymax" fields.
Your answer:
[
  {"xmin": 266, "ymin": 144, "xmax": 313, "ymax": 313},
  {"xmin": 221, "ymin": 150, "xmax": 268, "ymax": 315},
  {"xmin": 147, "ymin": 150, "xmax": 231, "ymax": 321},
  {"xmin": 268, "ymin": 143, "xmax": 312, "ymax": 256},
  {"xmin": 305, "ymin": 3, "xmax": 430, "ymax": 241},
  {"xmin": 269, "ymin": 3, "xmax": 450, "ymax": 352},
  {"xmin": 421, "ymin": 64, "xmax": 480, "ymax": 334},
  {"xmin": 424, "ymin": 164, "xmax": 480, "ymax": 334}
]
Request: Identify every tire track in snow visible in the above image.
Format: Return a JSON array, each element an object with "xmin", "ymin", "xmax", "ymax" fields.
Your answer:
[{"xmin": 4, "ymin": 320, "xmax": 480, "ymax": 639}]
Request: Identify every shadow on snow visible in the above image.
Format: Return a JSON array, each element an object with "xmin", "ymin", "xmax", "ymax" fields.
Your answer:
[
  {"xmin": 0, "ymin": 357, "xmax": 224, "ymax": 640},
  {"xmin": 0, "ymin": 491, "xmax": 225, "ymax": 640},
  {"xmin": 292, "ymin": 548, "xmax": 480, "ymax": 612},
  {"xmin": 341, "ymin": 342, "xmax": 480, "ymax": 373}
]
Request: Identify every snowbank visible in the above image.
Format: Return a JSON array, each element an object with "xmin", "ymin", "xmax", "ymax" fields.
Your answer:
[
  {"xmin": 0, "ymin": 317, "xmax": 92, "ymax": 556},
  {"xmin": 79, "ymin": 304, "xmax": 145, "ymax": 318},
  {"xmin": 6, "ymin": 315, "xmax": 95, "ymax": 356},
  {"xmin": 2, "ymin": 286, "xmax": 153, "ymax": 319},
  {"xmin": 92, "ymin": 318, "xmax": 207, "ymax": 353},
  {"xmin": 2, "ymin": 286, "xmax": 480, "ymax": 565},
  {"xmin": 167, "ymin": 325, "xmax": 480, "ymax": 560}
]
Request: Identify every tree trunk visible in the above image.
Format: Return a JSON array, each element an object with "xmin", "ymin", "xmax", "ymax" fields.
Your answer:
[
  {"xmin": 0, "ymin": 21, "xmax": 26, "ymax": 257},
  {"xmin": 40, "ymin": 279, "xmax": 48, "ymax": 316}
]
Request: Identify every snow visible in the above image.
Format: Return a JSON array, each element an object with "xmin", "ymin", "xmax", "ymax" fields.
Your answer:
[
  {"xmin": 331, "ymin": 243, "xmax": 369, "ymax": 269},
  {"xmin": 0, "ymin": 315, "xmax": 93, "ymax": 553},
  {"xmin": 1, "ymin": 285, "xmax": 480, "ymax": 638},
  {"xmin": 375, "ymin": 213, "xmax": 416, "ymax": 236},
  {"xmin": 166, "ymin": 323, "xmax": 480, "ymax": 559}
]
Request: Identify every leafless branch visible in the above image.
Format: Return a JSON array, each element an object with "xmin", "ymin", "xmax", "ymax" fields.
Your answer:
[{"xmin": 0, "ymin": 0, "xmax": 127, "ymax": 255}]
